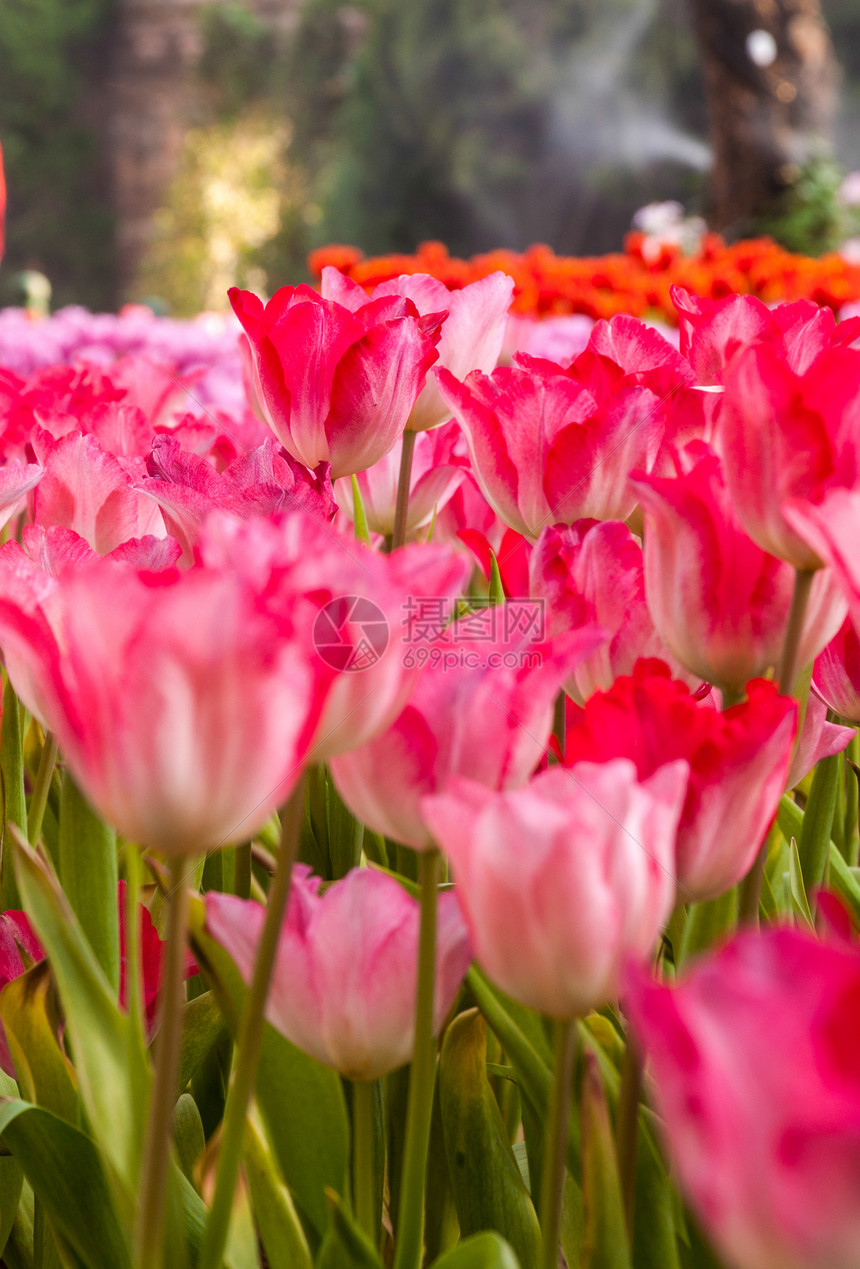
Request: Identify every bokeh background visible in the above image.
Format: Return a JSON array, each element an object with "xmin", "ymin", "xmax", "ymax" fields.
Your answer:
[{"xmin": 2, "ymin": 0, "xmax": 859, "ymax": 314}]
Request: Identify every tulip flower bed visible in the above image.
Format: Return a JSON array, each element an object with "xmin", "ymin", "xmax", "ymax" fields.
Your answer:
[{"xmin": 0, "ymin": 260, "xmax": 859, "ymax": 1269}]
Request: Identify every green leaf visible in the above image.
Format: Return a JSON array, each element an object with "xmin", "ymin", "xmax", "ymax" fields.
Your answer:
[
  {"xmin": 488, "ymin": 551, "xmax": 505, "ymax": 606},
  {"xmin": 580, "ymin": 1053, "xmax": 631, "ymax": 1269},
  {"xmin": 0, "ymin": 1100, "xmax": 131, "ymax": 1269},
  {"xmin": 789, "ymin": 838, "xmax": 816, "ymax": 930},
  {"xmin": 0, "ymin": 961, "xmax": 78, "ymax": 1122},
  {"xmin": 0, "ymin": 1155, "xmax": 24, "ymax": 1261},
  {"xmin": 351, "ymin": 474, "xmax": 371, "ymax": 545},
  {"xmin": 244, "ymin": 1112, "xmax": 313, "ymax": 1269},
  {"xmin": 777, "ymin": 792, "xmax": 804, "ymax": 845},
  {"xmin": 829, "ymin": 840, "xmax": 860, "ymax": 922},
  {"xmin": 192, "ymin": 902, "xmax": 349, "ymax": 1243},
  {"xmin": 326, "ymin": 775, "xmax": 363, "ymax": 880},
  {"xmin": 9, "ymin": 830, "xmax": 147, "ymax": 1198},
  {"xmin": 798, "ymin": 751, "xmax": 840, "ymax": 893},
  {"xmin": 57, "ymin": 775, "xmax": 119, "ymax": 993},
  {"xmin": 439, "ymin": 1009, "xmax": 541, "ymax": 1267},
  {"xmin": 176, "ymin": 990, "xmax": 229, "ymax": 1096},
  {"xmin": 174, "ymin": 1093, "xmax": 205, "ymax": 1187},
  {"xmin": 678, "ymin": 890, "xmax": 737, "ymax": 968},
  {"xmin": 315, "ymin": 1191, "xmax": 382, "ymax": 1269},
  {"xmin": 0, "ymin": 678, "xmax": 26, "ymax": 910},
  {"xmin": 431, "ymin": 1231, "xmax": 521, "ymax": 1268}
]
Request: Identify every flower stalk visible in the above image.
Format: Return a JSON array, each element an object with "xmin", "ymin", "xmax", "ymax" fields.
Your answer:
[
  {"xmin": 197, "ymin": 772, "xmax": 308, "ymax": 1269},
  {"xmin": 393, "ymin": 847, "xmax": 441, "ymax": 1269}
]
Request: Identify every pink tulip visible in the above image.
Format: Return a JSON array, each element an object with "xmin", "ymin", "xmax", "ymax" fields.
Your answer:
[
  {"xmin": 631, "ymin": 442, "xmax": 847, "ymax": 693},
  {"xmin": 786, "ymin": 690, "xmax": 853, "ymax": 790},
  {"xmin": 0, "ymin": 460, "xmax": 44, "ymax": 533},
  {"xmin": 625, "ymin": 928, "xmax": 860, "ymax": 1269},
  {"xmin": 138, "ymin": 434, "xmax": 336, "ymax": 561},
  {"xmin": 0, "ymin": 911, "xmax": 47, "ymax": 1075},
  {"xmin": 563, "ymin": 662, "xmax": 797, "ymax": 901},
  {"xmin": 671, "ymin": 287, "xmax": 860, "ymax": 384},
  {"xmin": 814, "ymin": 617, "xmax": 860, "ymax": 723},
  {"xmin": 528, "ymin": 519, "xmax": 692, "ymax": 702},
  {"xmin": 197, "ymin": 511, "xmax": 470, "ymax": 761},
  {"xmin": 785, "ymin": 489, "xmax": 860, "ymax": 630},
  {"xmin": 721, "ymin": 343, "xmax": 860, "ymax": 568},
  {"xmin": 421, "ymin": 760, "xmax": 687, "ymax": 1018},
  {"xmin": 205, "ymin": 866, "xmax": 472, "ymax": 1080},
  {"xmin": 569, "ymin": 313, "xmax": 696, "ymax": 401},
  {"xmin": 32, "ymin": 427, "xmax": 164, "ymax": 554},
  {"xmin": 321, "ymin": 267, "xmax": 514, "ymax": 432},
  {"xmin": 329, "ymin": 623, "xmax": 602, "ymax": 850},
  {"xmin": 435, "ymin": 359, "xmax": 666, "ymax": 536},
  {"xmin": 334, "ymin": 420, "xmax": 467, "ymax": 539},
  {"xmin": 229, "ymin": 283, "xmax": 444, "ymax": 477},
  {"xmin": 0, "ymin": 537, "xmax": 334, "ymax": 857}
]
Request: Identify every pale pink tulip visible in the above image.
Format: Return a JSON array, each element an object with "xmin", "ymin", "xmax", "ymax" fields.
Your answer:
[
  {"xmin": 321, "ymin": 268, "xmax": 514, "ymax": 432},
  {"xmin": 230, "ymin": 284, "xmax": 443, "ymax": 477},
  {"xmin": 631, "ymin": 442, "xmax": 846, "ymax": 693},
  {"xmin": 626, "ymin": 928, "xmax": 860, "ymax": 1269},
  {"xmin": 0, "ymin": 542, "xmax": 334, "ymax": 856},
  {"xmin": 206, "ymin": 866, "xmax": 472, "ymax": 1080},
  {"xmin": 422, "ymin": 761, "xmax": 687, "ymax": 1018},
  {"xmin": 330, "ymin": 623, "xmax": 602, "ymax": 850}
]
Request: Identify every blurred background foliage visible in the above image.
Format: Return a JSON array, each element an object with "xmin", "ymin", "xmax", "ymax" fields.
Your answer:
[{"xmin": 1, "ymin": 0, "xmax": 860, "ymax": 313}]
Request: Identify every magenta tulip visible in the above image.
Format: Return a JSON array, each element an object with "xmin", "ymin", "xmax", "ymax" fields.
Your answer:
[
  {"xmin": 321, "ymin": 267, "xmax": 514, "ymax": 433},
  {"xmin": 563, "ymin": 662, "xmax": 797, "ymax": 901},
  {"xmin": 230, "ymin": 283, "xmax": 444, "ymax": 477},
  {"xmin": 435, "ymin": 359, "xmax": 666, "ymax": 537},
  {"xmin": 626, "ymin": 928, "xmax": 860, "ymax": 1269},
  {"xmin": 814, "ymin": 617, "xmax": 860, "ymax": 723},
  {"xmin": 631, "ymin": 442, "xmax": 846, "ymax": 693},
  {"xmin": 528, "ymin": 519, "xmax": 693, "ymax": 701}
]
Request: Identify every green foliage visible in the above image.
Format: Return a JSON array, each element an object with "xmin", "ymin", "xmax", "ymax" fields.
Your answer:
[
  {"xmin": 0, "ymin": 0, "xmax": 116, "ymax": 309},
  {"xmin": 756, "ymin": 158, "xmax": 860, "ymax": 257}
]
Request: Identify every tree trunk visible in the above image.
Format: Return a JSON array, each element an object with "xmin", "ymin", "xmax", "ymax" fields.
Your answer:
[{"xmin": 686, "ymin": 0, "xmax": 837, "ymax": 233}]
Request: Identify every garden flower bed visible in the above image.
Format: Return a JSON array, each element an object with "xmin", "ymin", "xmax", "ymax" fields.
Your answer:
[{"xmin": 0, "ymin": 247, "xmax": 857, "ymax": 1269}]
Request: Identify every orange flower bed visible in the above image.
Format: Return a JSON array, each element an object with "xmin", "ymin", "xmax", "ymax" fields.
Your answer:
[{"xmin": 308, "ymin": 234, "xmax": 860, "ymax": 325}]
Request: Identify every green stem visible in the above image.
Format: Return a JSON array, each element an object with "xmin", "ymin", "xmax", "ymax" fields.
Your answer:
[
  {"xmin": 391, "ymin": 431, "xmax": 417, "ymax": 552},
  {"xmin": 234, "ymin": 842, "xmax": 252, "ymax": 900},
  {"xmin": 719, "ymin": 685, "xmax": 744, "ymax": 710},
  {"xmin": 134, "ymin": 855, "xmax": 190, "ymax": 1269},
  {"xmin": 539, "ymin": 1020, "xmax": 576, "ymax": 1269},
  {"xmin": 615, "ymin": 1034, "xmax": 643, "ymax": 1240},
  {"xmin": 740, "ymin": 567, "xmax": 816, "ymax": 926},
  {"xmin": 125, "ymin": 845, "xmax": 146, "ymax": 1048},
  {"xmin": 778, "ymin": 567, "xmax": 815, "ymax": 695},
  {"xmin": 553, "ymin": 692, "xmax": 566, "ymax": 761},
  {"xmin": 393, "ymin": 848, "xmax": 440, "ymax": 1269},
  {"xmin": 353, "ymin": 1079, "xmax": 377, "ymax": 1247},
  {"xmin": 27, "ymin": 731, "xmax": 58, "ymax": 845},
  {"xmin": 197, "ymin": 773, "xmax": 307, "ymax": 1269}
]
